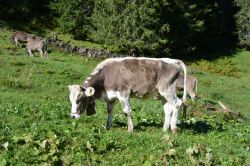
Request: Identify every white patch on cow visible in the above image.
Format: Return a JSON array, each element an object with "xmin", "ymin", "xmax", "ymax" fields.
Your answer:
[
  {"xmin": 70, "ymin": 113, "xmax": 80, "ymax": 119},
  {"xmin": 68, "ymin": 85, "xmax": 82, "ymax": 116},
  {"xmin": 101, "ymin": 90, "xmax": 120, "ymax": 101},
  {"xmin": 163, "ymin": 102, "xmax": 172, "ymax": 131}
]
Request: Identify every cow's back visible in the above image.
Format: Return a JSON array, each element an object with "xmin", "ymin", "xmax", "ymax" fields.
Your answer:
[
  {"xmin": 26, "ymin": 38, "xmax": 44, "ymax": 50},
  {"xmin": 12, "ymin": 31, "xmax": 28, "ymax": 41},
  {"xmin": 102, "ymin": 58, "xmax": 179, "ymax": 97}
]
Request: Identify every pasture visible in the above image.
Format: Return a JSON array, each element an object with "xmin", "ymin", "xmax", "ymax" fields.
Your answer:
[{"xmin": 0, "ymin": 28, "xmax": 250, "ymax": 165}]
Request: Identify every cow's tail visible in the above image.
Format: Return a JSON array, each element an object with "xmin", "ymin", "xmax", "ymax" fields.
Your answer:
[
  {"xmin": 195, "ymin": 78, "xmax": 198, "ymax": 95},
  {"xmin": 178, "ymin": 60, "xmax": 187, "ymax": 103}
]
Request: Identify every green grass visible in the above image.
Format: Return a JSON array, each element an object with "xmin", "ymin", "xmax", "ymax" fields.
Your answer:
[
  {"xmin": 0, "ymin": 28, "xmax": 250, "ymax": 165},
  {"xmin": 54, "ymin": 33, "xmax": 106, "ymax": 50}
]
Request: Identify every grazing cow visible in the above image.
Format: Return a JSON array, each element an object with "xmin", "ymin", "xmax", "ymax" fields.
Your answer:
[
  {"xmin": 26, "ymin": 37, "xmax": 48, "ymax": 58},
  {"xmin": 11, "ymin": 31, "xmax": 32, "ymax": 46},
  {"xmin": 68, "ymin": 57, "xmax": 187, "ymax": 132},
  {"xmin": 177, "ymin": 74, "xmax": 197, "ymax": 100}
]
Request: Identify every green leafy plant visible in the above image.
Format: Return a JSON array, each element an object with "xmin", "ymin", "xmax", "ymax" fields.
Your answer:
[{"xmin": 190, "ymin": 58, "xmax": 240, "ymax": 77}]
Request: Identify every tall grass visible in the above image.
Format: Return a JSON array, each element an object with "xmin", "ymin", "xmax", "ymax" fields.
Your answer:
[{"xmin": 189, "ymin": 58, "xmax": 240, "ymax": 77}]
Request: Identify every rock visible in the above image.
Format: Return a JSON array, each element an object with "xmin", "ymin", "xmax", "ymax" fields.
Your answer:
[{"xmin": 78, "ymin": 47, "xmax": 87, "ymax": 54}]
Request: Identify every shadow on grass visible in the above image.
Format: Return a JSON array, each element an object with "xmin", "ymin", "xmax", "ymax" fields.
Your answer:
[
  {"xmin": 134, "ymin": 121, "xmax": 162, "ymax": 131},
  {"xmin": 113, "ymin": 120, "xmax": 127, "ymax": 128},
  {"xmin": 179, "ymin": 120, "xmax": 215, "ymax": 134},
  {"xmin": 134, "ymin": 119, "xmax": 223, "ymax": 133},
  {"xmin": 112, "ymin": 116, "xmax": 217, "ymax": 133},
  {"xmin": 113, "ymin": 119, "xmax": 162, "ymax": 131}
]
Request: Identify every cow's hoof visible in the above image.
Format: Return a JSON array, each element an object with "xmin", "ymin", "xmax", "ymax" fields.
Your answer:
[
  {"xmin": 163, "ymin": 128, "xmax": 168, "ymax": 132},
  {"xmin": 171, "ymin": 128, "xmax": 178, "ymax": 133},
  {"xmin": 128, "ymin": 128, "xmax": 133, "ymax": 133}
]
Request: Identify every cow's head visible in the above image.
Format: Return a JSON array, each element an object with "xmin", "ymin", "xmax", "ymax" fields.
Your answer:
[{"xmin": 68, "ymin": 85, "xmax": 96, "ymax": 119}]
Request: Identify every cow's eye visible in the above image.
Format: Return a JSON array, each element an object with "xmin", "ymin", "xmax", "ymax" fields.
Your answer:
[
  {"xmin": 76, "ymin": 98, "xmax": 80, "ymax": 104},
  {"xmin": 76, "ymin": 93, "xmax": 84, "ymax": 104}
]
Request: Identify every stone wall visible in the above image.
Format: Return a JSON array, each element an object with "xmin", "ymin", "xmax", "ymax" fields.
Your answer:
[{"xmin": 47, "ymin": 38, "xmax": 123, "ymax": 57}]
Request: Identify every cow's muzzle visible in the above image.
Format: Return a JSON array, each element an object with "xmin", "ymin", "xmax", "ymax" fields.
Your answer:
[{"xmin": 70, "ymin": 113, "xmax": 80, "ymax": 119}]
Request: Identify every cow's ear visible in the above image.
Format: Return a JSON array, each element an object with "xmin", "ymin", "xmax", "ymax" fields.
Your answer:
[{"xmin": 85, "ymin": 87, "xmax": 95, "ymax": 97}]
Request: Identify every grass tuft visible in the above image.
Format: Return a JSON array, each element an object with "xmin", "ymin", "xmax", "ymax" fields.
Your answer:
[
  {"xmin": 190, "ymin": 58, "xmax": 240, "ymax": 77},
  {"xmin": 11, "ymin": 61, "xmax": 26, "ymax": 66},
  {"xmin": 0, "ymin": 78, "xmax": 32, "ymax": 90}
]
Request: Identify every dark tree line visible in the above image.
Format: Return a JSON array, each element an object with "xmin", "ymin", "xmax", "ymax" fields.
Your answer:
[
  {"xmin": 0, "ymin": 0, "xmax": 249, "ymax": 57},
  {"xmin": 0, "ymin": 0, "xmax": 53, "ymax": 27}
]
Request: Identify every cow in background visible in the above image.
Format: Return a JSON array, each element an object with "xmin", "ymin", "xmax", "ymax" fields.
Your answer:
[
  {"xmin": 11, "ymin": 31, "xmax": 33, "ymax": 46},
  {"xmin": 26, "ymin": 37, "xmax": 48, "ymax": 58},
  {"xmin": 177, "ymin": 74, "xmax": 198, "ymax": 100}
]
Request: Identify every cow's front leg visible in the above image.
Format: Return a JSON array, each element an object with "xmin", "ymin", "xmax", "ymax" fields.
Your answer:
[
  {"xmin": 119, "ymin": 96, "xmax": 133, "ymax": 132},
  {"xmin": 28, "ymin": 49, "xmax": 33, "ymax": 57},
  {"xmin": 106, "ymin": 101, "xmax": 114, "ymax": 130},
  {"xmin": 44, "ymin": 51, "xmax": 48, "ymax": 58},
  {"xmin": 14, "ymin": 39, "xmax": 18, "ymax": 47},
  {"xmin": 38, "ymin": 49, "xmax": 43, "ymax": 58}
]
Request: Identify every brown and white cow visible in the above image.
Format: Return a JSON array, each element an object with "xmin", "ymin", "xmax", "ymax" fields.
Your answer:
[
  {"xmin": 177, "ymin": 74, "xmax": 197, "ymax": 100},
  {"xmin": 68, "ymin": 57, "xmax": 187, "ymax": 132},
  {"xmin": 26, "ymin": 37, "xmax": 48, "ymax": 58},
  {"xmin": 11, "ymin": 31, "xmax": 32, "ymax": 46}
]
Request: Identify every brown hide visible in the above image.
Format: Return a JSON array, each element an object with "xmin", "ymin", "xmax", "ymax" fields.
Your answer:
[
  {"xmin": 85, "ymin": 58, "xmax": 180, "ymax": 99},
  {"xmin": 177, "ymin": 74, "xmax": 197, "ymax": 100}
]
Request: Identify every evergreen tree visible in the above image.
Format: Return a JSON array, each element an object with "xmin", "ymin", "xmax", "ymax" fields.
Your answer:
[
  {"xmin": 50, "ymin": 0, "xmax": 94, "ymax": 39},
  {"xmin": 48, "ymin": 0, "xmax": 236, "ymax": 57},
  {"xmin": 235, "ymin": 0, "xmax": 250, "ymax": 48}
]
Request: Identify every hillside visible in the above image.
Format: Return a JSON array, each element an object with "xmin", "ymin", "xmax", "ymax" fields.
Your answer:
[{"xmin": 0, "ymin": 28, "xmax": 249, "ymax": 165}]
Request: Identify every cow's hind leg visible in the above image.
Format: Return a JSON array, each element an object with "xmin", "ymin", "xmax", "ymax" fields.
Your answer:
[
  {"xmin": 38, "ymin": 49, "xmax": 43, "ymax": 58},
  {"xmin": 162, "ymin": 97, "xmax": 181, "ymax": 132},
  {"xmin": 106, "ymin": 101, "xmax": 114, "ymax": 130},
  {"xmin": 162, "ymin": 100, "xmax": 172, "ymax": 131},
  {"xmin": 170, "ymin": 97, "xmax": 182, "ymax": 132},
  {"xmin": 118, "ymin": 96, "xmax": 133, "ymax": 132},
  {"xmin": 160, "ymin": 86, "xmax": 181, "ymax": 132}
]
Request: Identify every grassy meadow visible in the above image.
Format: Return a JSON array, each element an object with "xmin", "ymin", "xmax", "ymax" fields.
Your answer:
[{"xmin": 0, "ymin": 27, "xmax": 250, "ymax": 165}]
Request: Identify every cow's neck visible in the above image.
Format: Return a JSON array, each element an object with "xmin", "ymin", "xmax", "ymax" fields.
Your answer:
[{"xmin": 83, "ymin": 73, "xmax": 104, "ymax": 98}]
